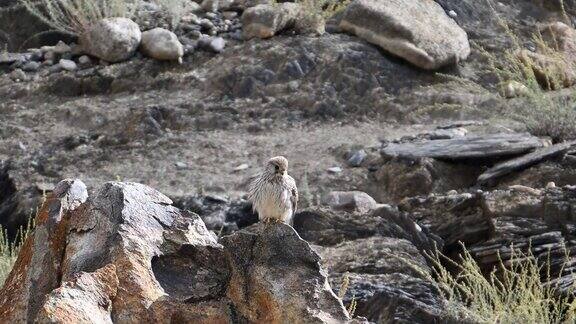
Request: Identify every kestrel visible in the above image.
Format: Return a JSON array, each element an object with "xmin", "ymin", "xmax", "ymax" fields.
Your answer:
[{"xmin": 248, "ymin": 156, "xmax": 298, "ymax": 224}]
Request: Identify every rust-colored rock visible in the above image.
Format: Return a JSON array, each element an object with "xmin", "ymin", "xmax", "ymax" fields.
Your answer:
[
  {"xmin": 36, "ymin": 264, "xmax": 119, "ymax": 323},
  {"xmin": 0, "ymin": 179, "xmax": 355, "ymax": 323}
]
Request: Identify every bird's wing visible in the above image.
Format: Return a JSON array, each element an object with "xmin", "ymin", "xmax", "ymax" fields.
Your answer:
[{"xmin": 288, "ymin": 176, "xmax": 298, "ymax": 216}]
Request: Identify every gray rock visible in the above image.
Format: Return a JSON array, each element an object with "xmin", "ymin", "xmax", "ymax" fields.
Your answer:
[
  {"xmin": 347, "ymin": 149, "xmax": 367, "ymax": 167},
  {"xmin": 58, "ymin": 59, "xmax": 77, "ymax": 71},
  {"xmin": 222, "ymin": 11, "xmax": 238, "ymax": 19},
  {"xmin": 478, "ymin": 140, "xmax": 576, "ymax": 185},
  {"xmin": 140, "ymin": 28, "xmax": 184, "ymax": 62},
  {"xmin": 339, "ymin": 0, "xmax": 470, "ymax": 69},
  {"xmin": 174, "ymin": 161, "xmax": 187, "ymax": 170},
  {"xmin": 0, "ymin": 52, "xmax": 28, "ymax": 64},
  {"xmin": 9, "ymin": 68, "xmax": 27, "ymax": 81},
  {"xmin": 208, "ymin": 36, "xmax": 225, "ymax": 52},
  {"xmin": 21, "ymin": 61, "xmax": 40, "ymax": 72},
  {"xmin": 322, "ymin": 191, "xmax": 379, "ymax": 214},
  {"xmin": 198, "ymin": 35, "xmax": 226, "ymax": 52},
  {"xmin": 80, "ymin": 18, "xmax": 141, "ymax": 63},
  {"xmin": 78, "ymin": 55, "xmax": 92, "ymax": 67},
  {"xmin": 327, "ymin": 166, "xmax": 342, "ymax": 173},
  {"xmin": 53, "ymin": 40, "xmax": 71, "ymax": 54},
  {"xmin": 381, "ymin": 133, "xmax": 546, "ymax": 161}
]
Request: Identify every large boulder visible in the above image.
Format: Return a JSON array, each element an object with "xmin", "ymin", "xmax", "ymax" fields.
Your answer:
[
  {"xmin": 221, "ymin": 224, "xmax": 350, "ymax": 323},
  {"xmin": 0, "ymin": 180, "xmax": 356, "ymax": 323},
  {"xmin": 80, "ymin": 18, "xmax": 141, "ymax": 63},
  {"xmin": 140, "ymin": 28, "xmax": 184, "ymax": 62},
  {"xmin": 339, "ymin": 0, "xmax": 470, "ymax": 70}
]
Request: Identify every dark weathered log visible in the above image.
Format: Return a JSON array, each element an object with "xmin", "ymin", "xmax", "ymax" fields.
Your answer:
[
  {"xmin": 478, "ymin": 141, "xmax": 576, "ymax": 185},
  {"xmin": 381, "ymin": 133, "xmax": 545, "ymax": 160}
]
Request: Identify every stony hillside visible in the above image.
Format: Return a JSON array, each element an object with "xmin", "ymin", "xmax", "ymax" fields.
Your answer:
[{"xmin": 2, "ymin": 0, "xmax": 576, "ymax": 322}]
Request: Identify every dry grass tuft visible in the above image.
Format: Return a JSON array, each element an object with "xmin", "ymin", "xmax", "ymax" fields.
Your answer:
[
  {"xmin": 480, "ymin": 0, "xmax": 576, "ymax": 142},
  {"xmin": 427, "ymin": 243, "xmax": 576, "ymax": 323},
  {"xmin": 297, "ymin": 0, "xmax": 351, "ymax": 19},
  {"xmin": 337, "ymin": 272, "xmax": 357, "ymax": 317},
  {"xmin": 154, "ymin": 0, "xmax": 191, "ymax": 30},
  {"xmin": 0, "ymin": 221, "xmax": 32, "ymax": 286},
  {"xmin": 20, "ymin": 0, "xmax": 141, "ymax": 35}
]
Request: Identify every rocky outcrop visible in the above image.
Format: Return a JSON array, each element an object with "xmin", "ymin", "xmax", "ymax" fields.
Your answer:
[
  {"xmin": 296, "ymin": 206, "xmax": 447, "ymax": 323},
  {"xmin": 478, "ymin": 140, "xmax": 576, "ymax": 185},
  {"xmin": 339, "ymin": 0, "xmax": 470, "ymax": 70},
  {"xmin": 80, "ymin": 18, "xmax": 142, "ymax": 63},
  {"xmin": 399, "ymin": 185, "xmax": 576, "ymax": 294},
  {"xmin": 0, "ymin": 179, "xmax": 355, "ymax": 323}
]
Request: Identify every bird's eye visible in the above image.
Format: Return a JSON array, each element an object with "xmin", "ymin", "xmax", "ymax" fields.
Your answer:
[{"xmin": 275, "ymin": 165, "xmax": 279, "ymax": 171}]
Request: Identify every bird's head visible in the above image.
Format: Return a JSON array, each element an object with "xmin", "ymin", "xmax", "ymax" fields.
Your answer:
[{"xmin": 266, "ymin": 156, "xmax": 288, "ymax": 176}]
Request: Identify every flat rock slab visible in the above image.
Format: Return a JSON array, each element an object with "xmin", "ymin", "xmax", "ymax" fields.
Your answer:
[
  {"xmin": 381, "ymin": 133, "xmax": 545, "ymax": 160},
  {"xmin": 478, "ymin": 140, "xmax": 576, "ymax": 184}
]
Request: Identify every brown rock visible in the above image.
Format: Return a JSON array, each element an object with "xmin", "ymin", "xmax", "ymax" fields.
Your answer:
[
  {"xmin": 36, "ymin": 264, "xmax": 118, "ymax": 323},
  {"xmin": 0, "ymin": 179, "xmax": 354, "ymax": 323},
  {"xmin": 221, "ymin": 223, "xmax": 351, "ymax": 323}
]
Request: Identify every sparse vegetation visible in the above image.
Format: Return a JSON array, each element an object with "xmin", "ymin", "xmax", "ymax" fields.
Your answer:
[
  {"xmin": 20, "ymin": 0, "xmax": 141, "ymax": 35},
  {"xmin": 338, "ymin": 272, "xmax": 357, "ymax": 318},
  {"xmin": 480, "ymin": 0, "xmax": 576, "ymax": 142},
  {"xmin": 154, "ymin": 0, "xmax": 191, "ymax": 30},
  {"xmin": 0, "ymin": 222, "xmax": 32, "ymax": 286},
  {"xmin": 428, "ymin": 244, "xmax": 576, "ymax": 323},
  {"xmin": 297, "ymin": 0, "xmax": 351, "ymax": 19}
]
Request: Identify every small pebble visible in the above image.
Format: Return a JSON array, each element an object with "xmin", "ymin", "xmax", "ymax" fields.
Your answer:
[
  {"xmin": 546, "ymin": 182, "xmax": 556, "ymax": 189},
  {"xmin": 209, "ymin": 37, "xmax": 225, "ymax": 52},
  {"xmin": 59, "ymin": 59, "xmax": 77, "ymax": 71},
  {"xmin": 448, "ymin": 10, "xmax": 457, "ymax": 18},
  {"xmin": 233, "ymin": 163, "xmax": 249, "ymax": 172},
  {"xmin": 347, "ymin": 149, "xmax": 366, "ymax": 167},
  {"xmin": 447, "ymin": 190, "xmax": 458, "ymax": 196},
  {"xmin": 9, "ymin": 69, "xmax": 26, "ymax": 82},
  {"xmin": 327, "ymin": 166, "xmax": 342, "ymax": 174},
  {"xmin": 175, "ymin": 161, "xmax": 188, "ymax": 170},
  {"xmin": 222, "ymin": 11, "xmax": 238, "ymax": 19},
  {"xmin": 53, "ymin": 40, "xmax": 71, "ymax": 54},
  {"xmin": 78, "ymin": 55, "xmax": 92, "ymax": 67},
  {"xmin": 21, "ymin": 61, "xmax": 40, "ymax": 72}
]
